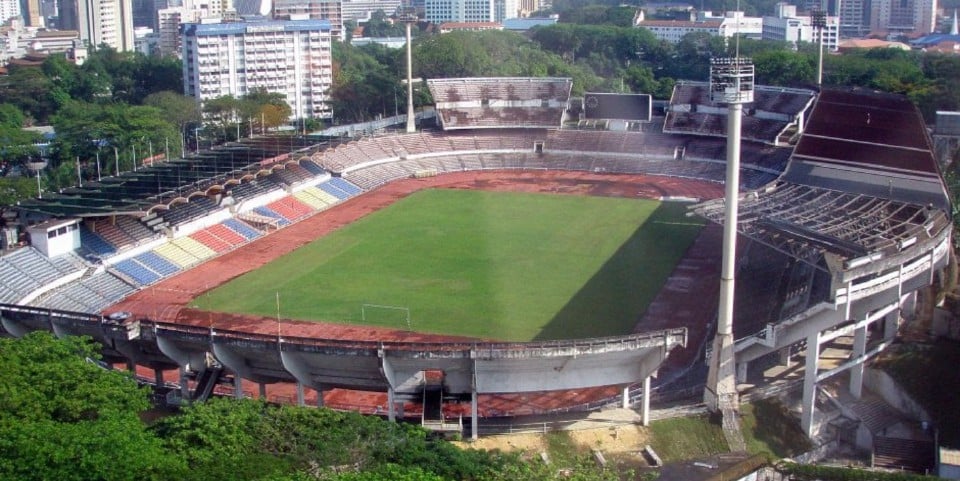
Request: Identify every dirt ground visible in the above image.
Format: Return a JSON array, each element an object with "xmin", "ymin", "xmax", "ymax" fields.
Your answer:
[{"xmin": 464, "ymin": 424, "xmax": 651, "ymax": 455}]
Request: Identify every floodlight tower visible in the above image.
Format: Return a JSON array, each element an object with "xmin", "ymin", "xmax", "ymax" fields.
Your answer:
[
  {"xmin": 401, "ymin": 7, "xmax": 417, "ymax": 133},
  {"xmin": 811, "ymin": 9, "xmax": 826, "ymax": 88},
  {"xmin": 704, "ymin": 56, "xmax": 754, "ymax": 413}
]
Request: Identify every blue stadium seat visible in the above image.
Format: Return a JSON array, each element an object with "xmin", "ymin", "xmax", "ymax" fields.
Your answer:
[
  {"xmin": 223, "ymin": 219, "xmax": 262, "ymax": 240},
  {"xmin": 134, "ymin": 251, "xmax": 180, "ymax": 277},
  {"xmin": 80, "ymin": 226, "xmax": 117, "ymax": 256},
  {"xmin": 113, "ymin": 259, "xmax": 161, "ymax": 286},
  {"xmin": 253, "ymin": 207, "xmax": 292, "ymax": 226}
]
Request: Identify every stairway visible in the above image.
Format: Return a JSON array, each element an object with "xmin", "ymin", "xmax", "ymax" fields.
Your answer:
[
  {"xmin": 873, "ymin": 436, "xmax": 935, "ymax": 474},
  {"xmin": 721, "ymin": 408, "xmax": 747, "ymax": 452}
]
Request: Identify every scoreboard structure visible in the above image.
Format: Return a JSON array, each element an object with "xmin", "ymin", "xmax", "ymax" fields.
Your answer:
[{"xmin": 582, "ymin": 93, "xmax": 653, "ymax": 122}]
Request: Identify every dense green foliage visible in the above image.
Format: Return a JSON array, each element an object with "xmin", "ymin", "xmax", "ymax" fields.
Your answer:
[
  {"xmin": 875, "ymin": 340, "xmax": 960, "ymax": 447},
  {"xmin": 0, "ymin": 333, "xmax": 630, "ymax": 481},
  {"xmin": 3, "ymin": 19, "xmax": 960, "ymax": 199},
  {"xmin": 196, "ymin": 190, "xmax": 702, "ymax": 341},
  {"xmin": 776, "ymin": 462, "xmax": 936, "ymax": 481},
  {"xmin": 0, "ymin": 332, "xmax": 185, "ymax": 481}
]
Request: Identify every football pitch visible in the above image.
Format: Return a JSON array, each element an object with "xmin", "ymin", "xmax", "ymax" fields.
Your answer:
[{"xmin": 194, "ymin": 189, "xmax": 704, "ymax": 341}]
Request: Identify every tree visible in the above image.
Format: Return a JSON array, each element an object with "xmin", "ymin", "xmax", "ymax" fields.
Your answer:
[
  {"xmin": 363, "ymin": 10, "xmax": 406, "ymax": 37},
  {"xmin": 0, "ymin": 332, "xmax": 185, "ymax": 481},
  {"xmin": 144, "ymin": 91, "xmax": 201, "ymax": 134},
  {"xmin": 0, "ymin": 176, "xmax": 39, "ymax": 206}
]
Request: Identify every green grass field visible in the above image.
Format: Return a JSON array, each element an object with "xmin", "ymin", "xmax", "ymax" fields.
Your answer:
[{"xmin": 194, "ymin": 189, "xmax": 703, "ymax": 341}]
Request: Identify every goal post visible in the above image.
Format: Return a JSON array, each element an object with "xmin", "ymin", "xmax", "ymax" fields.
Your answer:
[{"xmin": 361, "ymin": 303, "xmax": 412, "ymax": 331}]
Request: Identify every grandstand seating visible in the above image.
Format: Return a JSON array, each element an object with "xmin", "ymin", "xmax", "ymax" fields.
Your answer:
[
  {"xmin": 318, "ymin": 182, "xmax": 351, "ymax": 201},
  {"xmin": 32, "ymin": 270, "xmax": 137, "ymax": 313},
  {"xmin": 161, "ymin": 197, "xmax": 219, "ymax": 227},
  {"xmin": 208, "ymin": 223, "xmax": 249, "ymax": 246},
  {"xmin": 113, "ymin": 258, "xmax": 162, "ymax": 286},
  {"xmin": 665, "ymin": 81, "xmax": 813, "ymax": 144},
  {"xmin": 171, "ymin": 237, "xmax": 217, "ymax": 261},
  {"xmin": 328, "ymin": 177, "xmax": 362, "ymax": 196},
  {"xmin": 252, "ymin": 207, "xmax": 292, "ymax": 226},
  {"xmin": 266, "ymin": 197, "xmax": 314, "ymax": 221},
  {"xmin": 134, "ymin": 251, "xmax": 181, "ymax": 277},
  {"xmin": 154, "ymin": 242, "xmax": 202, "ymax": 268},
  {"xmin": 191, "ymin": 229, "xmax": 232, "ymax": 253},
  {"xmin": 300, "ymin": 160, "xmax": 326, "ymax": 176},
  {"xmin": 80, "ymin": 226, "xmax": 117, "ymax": 256},
  {"xmin": 224, "ymin": 219, "xmax": 263, "ymax": 240},
  {"xmin": 229, "ymin": 178, "xmax": 282, "ymax": 202},
  {"xmin": 427, "ymin": 77, "xmax": 573, "ymax": 130},
  {"xmin": 293, "ymin": 190, "xmax": 328, "ymax": 210}
]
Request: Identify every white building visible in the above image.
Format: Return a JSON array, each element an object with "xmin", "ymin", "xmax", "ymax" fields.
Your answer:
[
  {"xmin": 340, "ymin": 0, "xmax": 401, "ymax": 23},
  {"xmin": 635, "ymin": 10, "xmax": 762, "ymax": 43},
  {"xmin": 425, "ymin": 0, "xmax": 518, "ymax": 24},
  {"xmin": 273, "ymin": 0, "xmax": 343, "ymax": 41},
  {"xmin": 0, "ymin": 0, "xmax": 21, "ymax": 24},
  {"xmin": 181, "ymin": 19, "xmax": 333, "ymax": 120},
  {"xmin": 58, "ymin": 0, "xmax": 135, "ymax": 51},
  {"xmin": 763, "ymin": 3, "xmax": 839, "ymax": 51}
]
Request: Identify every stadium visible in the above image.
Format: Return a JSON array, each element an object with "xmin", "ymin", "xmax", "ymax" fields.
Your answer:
[{"xmin": 0, "ymin": 77, "xmax": 951, "ymax": 445}]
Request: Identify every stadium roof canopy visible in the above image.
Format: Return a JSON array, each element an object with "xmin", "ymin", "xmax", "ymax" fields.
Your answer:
[
  {"xmin": 693, "ymin": 87, "xmax": 952, "ymax": 271},
  {"xmin": 18, "ymin": 136, "xmax": 324, "ymax": 218}
]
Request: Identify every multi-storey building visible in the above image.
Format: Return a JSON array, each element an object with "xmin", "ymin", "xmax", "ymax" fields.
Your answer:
[
  {"xmin": 425, "ymin": 0, "xmax": 517, "ymax": 24},
  {"xmin": 870, "ymin": 0, "xmax": 937, "ymax": 35},
  {"xmin": 838, "ymin": 0, "xmax": 870, "ymax": 37},
  {"xmin": 636, "ymin": 10, "xmax": 762, "ymax": 43},
  {"xmin": 58, "ymin": 0, "xmax": 134, "ymax": 51},
  {"xmin": 1, "ymin": 0, "xmax": 21, "ymax": 24},
  {"xmin": 22, "ymin": 0, "xmax": 43, "ymax": 26},
  {"xmin": 181, "ymin": 19, "xmax": 333, "ymax": 120},
  {"xmin": 763, "ymin": 3, "xmax": 839, "ymax": 50},
  {"xmin": 340, "ymin": 0, "xmax": 401, "ymax": 23},
  {"xmin": 273, "ymin": 0, "xmax": 343, "ymax": 41}
]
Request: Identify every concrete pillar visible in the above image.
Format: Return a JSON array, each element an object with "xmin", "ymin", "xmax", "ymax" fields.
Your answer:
[
  {"xmin": 296, "ymin": 382, "xmax": 305, "ymax": 406},
  {"xmin": 387, "ymin": 388, "xmax": 396, "ymax": 422},
  {"xmin": 179, "ymin": 367, "xmax": 189, "ymax": 402},
  {"xmin": 779, "ymin": 346, "xmax": 793, "ymax": 366},
  {"xmin": 127, "ymin": 360, "xmax": 136, "ymax": 372},
  {"xmin": 849, "ymin": 325, "xmax": 867, "ymax": 399},
  {"xmin": 233, "ymin": 374, "xmax": 243, "ymax": 400},
  {"xmin": 258, "ymin": 383, "xmax": 267, "ymax": 400},
  {"xmin": 471, "ymin": 386, "xmax": 479, "ymax": 440},
  {"xmin": 155, "ymin": 368, "xmax": 165, "ymax": 387},
  {"xmin": 622, "ymin": 386, "xmax": 630, "ymax": 409},
  {"xmin": 884, "ymin": 311, "xmax": 899, "ymax": 341},
  {"xmin": 801, "ymin": 331, "xmax": 821, "ymax": 437},
  {"xmin": 316, "ymin": 386, "xmax": 324, "ymax": 407},
  {"xmin": 736, "ymin": 361, "xmax": 748, "ymax": 384},
  {"xmin": 641, "ymin": 376, "xmax": 651, "ymax": 427}
]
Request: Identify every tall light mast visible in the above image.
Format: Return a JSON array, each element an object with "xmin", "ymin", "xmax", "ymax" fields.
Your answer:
[
  {"xmin": 704, "ymin": 56, "xmax": 754, "ymax": 413},
  {"xmin": 812, "ymin": 9, "xmax": 826, "ymax": 88},
  {"xmin": 401, "ymin": 9, "xmax": 417, "ymax": 133}
]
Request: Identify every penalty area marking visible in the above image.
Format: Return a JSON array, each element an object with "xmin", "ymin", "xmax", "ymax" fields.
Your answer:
[{"xmin": 362, "ymin": 303, "xmax": 412, "ymax": 331}]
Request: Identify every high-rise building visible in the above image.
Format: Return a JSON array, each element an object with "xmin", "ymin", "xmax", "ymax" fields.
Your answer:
[
  {"xmin": 870, "ymin": 0, "xmax": 936, "ymax": 35},
  {"xmin": 838, "ymin": 0, "xmax": 869, "ymax": 37},
  {"xmin": 59, "ymin": 0, "xmax": 134, "ymax": 50},
  {"xmin": 424, "ymin": 0, "xmax": 517, "ymax": 24},
  {"xmin": 273, "ymin": 0, "xmax": 342, "ymax": 40},
  {"xmin": 21, "ymin": 0, "xmax": 44, "ymax": 26},
  {"xmin": 181, "ymin": 19, "xmax": 333, "ymax": 120},
  {"xmin": 763, "ymin": 3, "xmax": 839, "ymax": 50},
  {"xmin": 2, "ymin": 0, "xmax": 22, "ymax": 23}
]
